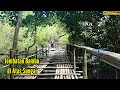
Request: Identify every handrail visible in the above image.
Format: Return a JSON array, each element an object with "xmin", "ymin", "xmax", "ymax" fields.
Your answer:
[
  {"xmin": 0, "ymin": 49, "xmax": 45, "ymax": 56},
  {"xmin": 0, "ymin": 65, "xmax": 9, "ymax": 70},
  {"xmin": 70, "ymin": 43, "xmax": 120, "ymax": 69},
  {"xmin": 0, "ymin": 53, "xmax": 10, "ymax": 55},
  {"xmin": 0, "ymin": 47, "xmax": 47, "ymax": 71}
]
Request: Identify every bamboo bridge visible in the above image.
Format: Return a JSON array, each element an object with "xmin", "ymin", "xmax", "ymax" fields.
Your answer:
[{"xmin": 0, "ymin": 43, "xmax": 120, "ymax": 79}]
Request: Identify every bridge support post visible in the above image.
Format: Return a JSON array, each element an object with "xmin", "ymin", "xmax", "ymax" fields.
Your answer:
[
  {"xmin": 83, "ymin": 49, "xmax": 88, "ymax": 79},
  {"xmin": 35, "ymin": 47, "xmax": 37, "ymax": 59},
  {"xmin": 68, "ymin": 44, "xmax": 71, "ymax": 61},
  {"xmin": 116, "ymin": 68, "xmax": 118, "ymax": 79},
  {"xmin": 15, "ymin": 49, "xmax": 18, "ymax": 68},
  {"xmin": 48, "ymin": 45, "xmax": 50, "ymax": 55},
  {"xmin": 70, "ymin": 45, "xmax": 72, "ymax": 62},
  {"xmin": 74, "ymin": 47, "xmax": 76, "ymax": 71},
  {"xmin": 46, "ymin": 49, "xmax": 47, "ymax": 56},
  {"xmin": 9, "ymin": 49, "xmax": 16, "ymax": 79},
  {"xmin": 42, "ymin": 46, "xmax": 44, "ymax": 56},
  {"xmin": 24, "ymin": 48, "xmax": 27, "ymax": 67},
  {"xmin": 25, "ymin": 48, "xmax": 27, "ymax": 58}
]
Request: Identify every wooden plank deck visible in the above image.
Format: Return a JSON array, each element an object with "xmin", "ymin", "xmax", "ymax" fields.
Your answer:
[
  {"xmin": 54, "ymin": 63, "xmax": 79, "ymax": 79},
  {"xmin": 14, "ymin": 62, "xmax": 49, "ymax": 79},
  {"xmin": 14, "ymin": 47, "xmax": 83, "ymax": 79}
]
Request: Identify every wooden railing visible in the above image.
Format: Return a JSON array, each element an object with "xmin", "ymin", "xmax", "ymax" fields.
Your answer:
[
  {"xmin": 0, "ymin": 47, "xmax": 48, "ymax": 79},
  {"xmin": 1, "ymin": 43, "xmax": 120, "ymax": 79},
  {"xmin": 67, "ymin": 43, "xmax": 120, "ymax": 79}
]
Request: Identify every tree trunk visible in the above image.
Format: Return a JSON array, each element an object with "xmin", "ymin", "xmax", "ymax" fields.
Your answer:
[
  {"xmin": 12, "ymin": 11, "xmax": 22, "ymax": 49},
  {"xmin": 27, "ymin": 12, "xmax": 37, "ymax": 53},
  {"xmin": 27, "ymin": 24, "xmax": 37, "ymax": 53},
  {"xmin": 10, "ymin": 11, "xmax": 22, "ymax": 79}
]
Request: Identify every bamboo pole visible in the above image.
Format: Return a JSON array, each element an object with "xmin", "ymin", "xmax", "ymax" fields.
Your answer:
[
  {"xmin": 15, "ymin": 49, "xmax": 18, "ymax": 68},
  {"xmin": 35, "ymin": 47, "xmax": 37, "ymax": 59},
  {"xmin": 9, "ymin": 49, "xmax": 15, "ymax": 79},
  {"xmin": 83, "ymin": 49, "xmax": 88, "ymax": 79},
  {"xmin": 70, "ymin": 45, "xmax": 72, "ymax": 62},
  {"xmin": 42, "ymin": 46, "xmax": 44, "ymax": 56},
  {"xmin": 74, "ymin": 47, "xmax": 76, "ymax": 71},
  {"xmin": 25, "ymin": 48, "xmax": 27, "ymax": 58},
  {"xmin": 116, "ymin": 68, "xmax": 118, "ymax": 79},
  {"xmin": 46, "ymin": 49, "xmax": 47, "ymax": 56}
]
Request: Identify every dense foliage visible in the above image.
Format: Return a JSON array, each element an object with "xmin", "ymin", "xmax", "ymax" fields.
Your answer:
[
  {"xmin": 0, "ymin": 11, "xmax": 120, "ymax": 79},
  {"xmin": 56, "ymin": 11, "xmax": 120, "ymax": 79}
]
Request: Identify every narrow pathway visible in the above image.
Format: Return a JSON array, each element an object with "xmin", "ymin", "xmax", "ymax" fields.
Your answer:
[{"xmin": 15, "ymin": 47, "xmax": 83, "ymax": 79}]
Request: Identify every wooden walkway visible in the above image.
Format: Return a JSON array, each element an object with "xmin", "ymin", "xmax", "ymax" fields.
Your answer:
[
  {"xmin": 55, "ymin": 63, "xmax": 78, "ymax": 79},
  {"xmin": 14, "ymin": 62, "xmax": 49, "ymax": 79},
  {"xmin": 14, "ymin": 47, "xmax": 83, "ymax": 79}
]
